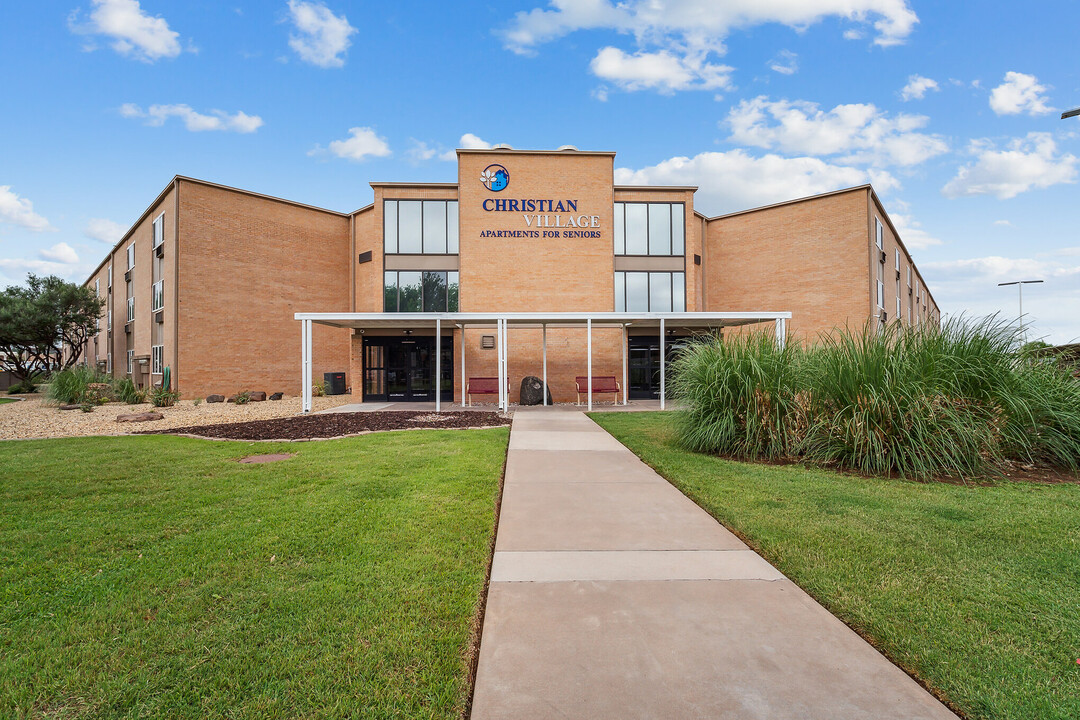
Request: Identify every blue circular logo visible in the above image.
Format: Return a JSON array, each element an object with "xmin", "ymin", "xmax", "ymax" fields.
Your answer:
[{"xmin": 480, "ymin": 164, "xmax": 509, "ymax": 192}]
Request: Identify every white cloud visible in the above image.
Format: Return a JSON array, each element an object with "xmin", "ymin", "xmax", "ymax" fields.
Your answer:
[
  {"xmin": 406, "ymin": 139, "xmax": 438, "ymax": 163},
  {"xmin": 614, "ymin": 149, "xmax": 895, "ymax": 216},
  {"xmin": 989, "ymin": 72, "xmax": 1052, "ymax": 116},
  {"xmin": 40, "ymin": 242, "xmax": 80, "ymax": 265},
  {"xmin": 502, "ymin": 0, "xmax": 918, "ymax": 53},
  {"xmin": 502, "ymin": 1, "xmax": 915, "ymax": 96},
  {"xmin": 286, "ymin": 0, "xmax": 357, "ymax": 68},
  {"xmin": 889, "ymin": 212, "xmax": 941, "ymax": 249},
  {"xmin": 69, "ymin": 0, "xmax": 182, "ymax": 62},
  {"xmin": 899, "ymin": 74, "xmax": 938, "ymax": 101},
  {"xmin": 0, "ymin": 186, "xmax": 54, "ymax": 232},
  {"xmin": 943, "ymin": 132, "xmax": 1077, "ymax": 199},
  {"xmin": 311, "ymin": 127, "xmax": 391, "ymax": 162},
  {"xmin": 769, "ymin": 50, "xmax": 798, "ymax": 75},
  {"xmin": 120, "ymin": 103, "xmax": 263, "ymax": 133},
  {"xmin": 726, "ymin": 96, "xmax": 948, "ymax": 167},
  {"xmin": 84, "ymin": 218, "xmax": 126, "ymax": 243},
  {"xmin": 842, "ymin": 28, "xmax": 864, "ymax": 40},
  {"xmin": 994, "ymin": 219, "xmax": 1011, "ymax": 227},
  {"xmin": 590, "ymin": 47, "xmax": 733, "ymax": 93},
  {"xmin": 922, "ymin": 254, "xmax": 1080, "ymax": 343},
  {"xmin": 459, "ymin": 133, "xmax": 493, "ymax": 150}
]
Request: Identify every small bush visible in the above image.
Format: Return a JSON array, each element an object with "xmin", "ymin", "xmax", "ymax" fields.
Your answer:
[
  {"xmin": 149, "ymin": 386, "xmax": 180, "ymax": 408},
  {"xmin": 234, "ymin": 390, "xmax": 251, "ymax": 405},
  {"xmin": 192, "ymin": 397, "xmax": 202, "ymax": 407},
  {"xmin": 79, "ymin": 402, "xmax": 94, "ymax": 413},
  {"xmin": 47, "ymin": 366, "xmax": 112, "ymax": 405},
  {"xmin": 114, "ymin": 378, "xmax": 147, "ymax": 405},
  {"xmin": 672, "ymin": 317, "xmax": 1080, "ymax": 479},
  {"xmin": 312, "ymin": 381, "xmax": 326, "ymax": 398},
  {"xmin": 7, "ymin": 380, "xmax": 37, "ymax": 394}
]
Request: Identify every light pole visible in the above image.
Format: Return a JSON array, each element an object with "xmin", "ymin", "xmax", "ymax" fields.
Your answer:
[
  {"xmin": 1063, "ymin": 107, "xmax": 1080, "ymax": 119},
  {"xmin": 998, "ymin": 280, "xmax": 1043, "ymax": 343}
]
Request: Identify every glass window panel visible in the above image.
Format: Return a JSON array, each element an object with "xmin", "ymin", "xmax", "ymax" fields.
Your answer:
[
  {"xmin": 422, "ymin": 271, "xmax": 448, "ymax": 312},
  {"xmin": 650, "ymin": 272, "xmax": 672, "ymax": 312},
  {"xmin": 614, "ymin": 203, "xmax": 625, "ymax": 255},
  {"xmin": 384, "ymin": 271, "xmax": 398, "ymax": 311},
  {"xmin": 672, "ymin": 204, "xmax": 685, "ymax": 255},
  {"xmin": 383, "ymin": 200, "xmax": 398, "ymax": 254},
  {"xmin": 422, "ymin": 201, "xmax": 447, "ymax": 254},
  {"xmin": 648, "ymin": 204, "xmax": 671, "ymax": 255},
  {"xmin": 672, "ymin": 272, "xmax": 686, "ymax": 312},
  {"xmin": 398, "ymin": 271, "xmax": 422, "ymax": 312},
  {"xmin": 626, "ymin": 272, "xmax": 649, "ymax": 312},
  {"xmin": 614, "ymin": 272, "xmax": 625, "ymax": 312},
  {"xmin": 447, "ymin": 271, "xmax": 459, "ymax": 311},
  {"xmin": 398, "ymin": 201, "xmax": 422, "ymax": 254},
  {"xmin": 625, "ymin": 203, "xmax": 648, "ymax": 255},
  {"xmin": 447, "ymin": 202, "xmax": 459, "ymax": 254}
]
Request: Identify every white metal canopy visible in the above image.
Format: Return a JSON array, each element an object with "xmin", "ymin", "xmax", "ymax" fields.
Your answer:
[{"xmin": 295, "ymin": 311, "xmax": 791, "ymax": 413}]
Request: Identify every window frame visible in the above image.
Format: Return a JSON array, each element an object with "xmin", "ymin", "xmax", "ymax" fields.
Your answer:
[
  {"xmin": 383, "ymin": 270, "xmax": 459, "ymax": 312},
  {"xmin": 126, "ymin": 243, "xmax": 135, "ymax": 270},
  {"xmin": 126, "ymin": 349, "xmax": 134, "ymax": 374},
  {"xmin": 127, "ymin": 295, "xmax": 135, "ymax": 322},
  {"xmin": 614, "ymin": 271, "xmax": 687, "ymax": 312},
  {"xmin": 151, "ymin": 280, "xmax": 164, "ymax": 312},
  {"xmin": 614, "ymin": 202, "xmax": 686, "ymax": 257},
  {"xmin": 151, "ymin": 345, "xmax": 163, "ymax": 375},
  {"xmin": 152, "ymin": 212, "xmax": 165, "ymax": 249},
  {"xmin": 383, "ymin": 199, "xmax": 460, "ymax": 255}
]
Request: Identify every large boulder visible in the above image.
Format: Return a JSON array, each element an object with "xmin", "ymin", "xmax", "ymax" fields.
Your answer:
[
  {"xmin": 206, "ymin": 394, "xmax": 225, "ymax": 403},
  {"xmin": 248, "ymin": 391, "xmax": 267, "ymax": 402},
  {"xmin": 116, "ymin": 412, "xmax": 164, "ymax": 423},
  {"xmin": 519, "ymin": 376, "xmax": 553, "ymax": 406},
  {"xmin": 269, "ymin": 392, "xmax": 284, "ymax": 401}
]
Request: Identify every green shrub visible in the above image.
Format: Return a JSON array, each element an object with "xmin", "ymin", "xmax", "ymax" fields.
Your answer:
[
  {"xmin": 114, "ymin": 377, "xmax": 147, "ymax": 405},
  {"xmin": 192, "ymin": 397, "xmax": 202, "ymax": 407},
  {"xmin": 149, "ymin": 386, "xmax": 180, "ymax": 408},
  {"xmin": 312, "ymin": 381, "xmax": 325, "ymax": 398},
  {"xmin": 7, "ymin": 380, "xmax": 37, "ymax": 394},
  {"xmin": 672, "ymin": 317, "xmax": 1080, "ymax": 479},
  {"xmin": 234, "ymin": 390, "xmax": 251, "ymax": 405},
  {"xmin": 46, "ymin": 366, "xmax": 112, "ymax": 405}
]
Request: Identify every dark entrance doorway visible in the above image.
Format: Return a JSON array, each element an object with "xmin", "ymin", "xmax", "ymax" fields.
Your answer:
[
  {"xmin": 362, "ymin": 336, "xmax": 453, "ymax": 402},
  {"xmin": 627, "ymin": 337, "xmax": 688, "ymax": 399}
]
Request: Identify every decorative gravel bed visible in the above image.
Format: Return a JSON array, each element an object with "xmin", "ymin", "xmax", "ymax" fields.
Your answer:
[{"xmin": 138, "ymin": 410, "xmax": 511, "ymax": 440}]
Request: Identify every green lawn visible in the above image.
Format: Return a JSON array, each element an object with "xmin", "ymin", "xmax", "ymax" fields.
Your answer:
[
  {"xmin": 0, "ymin": 429, "xmax": 508, "ymax": 719},
  {"xmin": 591, "ymin": 411, "xmax": 1080, "ymax": 720},
  {"xmin": 0, "ymin": 398, "xmax": 16, "ymax": 404}
]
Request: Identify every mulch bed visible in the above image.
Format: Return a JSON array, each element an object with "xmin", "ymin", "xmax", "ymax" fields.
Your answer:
[{"xmin": 136, "ymin": 411, "xmax": 510, "ymax": 441}]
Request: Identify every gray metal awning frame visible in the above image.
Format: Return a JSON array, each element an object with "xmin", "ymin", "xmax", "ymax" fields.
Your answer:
[{"xmin": 295, "ymin": 311, "xmax": 791, "ymax": 413}]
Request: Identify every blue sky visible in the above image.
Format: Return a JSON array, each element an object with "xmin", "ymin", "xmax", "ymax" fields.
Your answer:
[{"xmin": 1, "ymin": 1, "xmax": 1077, "ymax": 342}]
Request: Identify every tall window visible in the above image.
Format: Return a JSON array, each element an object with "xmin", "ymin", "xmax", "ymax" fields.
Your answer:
[
  {"xmin": 614, "ymin": 272, "xmax": 686, "ymax": 312},
  {"xmin": 895, "ymin": 249, "xmax": 902, "ymax": 319},
  {"xmin": 384, "ymin": 200, "xmax": 459, "ymax": 254},
  {"xmin": 384, "ymin": 271, "xmax": 459, "ymax": 312},
  {"xmin": 614, "ymin": 203, "xmax": 685, "ymax": 255},
  {"xmin": 875, "ymin": 219, "xmax": 885, "ymax": 313},
  {"xmin": 152, "ymin": 213, "xmax": 164, "ymax": 248},
  {"xmin": 127, "ymin": 349, "xmax": 134, "ymax": 374},
  {"xmin": 152, "ymin": 345, "xmax": 163, "ymax": 375},
  {"xmin": 126, "ymin": 243, "xmax": 135, "ymax": 270},
  {"xmin": 152, "ymin": 280, "xmax": 164, "ymax": 312}
]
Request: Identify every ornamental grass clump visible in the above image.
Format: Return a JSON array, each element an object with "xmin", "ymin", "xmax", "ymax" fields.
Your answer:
[
  {"xmin": 672, "ymin": 317, "xmax": 1080, "ymax": 479},
  {"xmin": 46, "ymin": 366, "xmax": 113, "ymax": 405}
]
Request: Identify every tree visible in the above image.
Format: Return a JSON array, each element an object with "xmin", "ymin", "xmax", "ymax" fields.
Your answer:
[{"xmin": 0, "ymin": 274, "xmax": 105, "ymax": 380}]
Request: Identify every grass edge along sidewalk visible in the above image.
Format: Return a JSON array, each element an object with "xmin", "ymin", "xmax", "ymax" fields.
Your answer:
[
  {"xmin": 0, "ymin": 428, "xmax": 508, "ymax": 719},
  {"xmin": 591, "ymin": 411, "xmax": 1080, "ymax": 720}
]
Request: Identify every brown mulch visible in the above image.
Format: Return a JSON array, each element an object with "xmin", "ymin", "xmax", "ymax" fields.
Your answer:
[{"xmin": 136, "ymin": 410, "xmax": 510, "ymax": 441}]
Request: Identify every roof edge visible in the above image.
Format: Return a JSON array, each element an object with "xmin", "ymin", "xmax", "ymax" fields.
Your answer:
[{"xmin": 706, "ymin": 184, "xmax": 871, "ymax": 221}]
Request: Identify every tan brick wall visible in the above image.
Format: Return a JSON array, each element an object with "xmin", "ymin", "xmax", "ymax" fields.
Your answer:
[
  {"xmin": 176, "ymin": 181, "xmax": 351, "ymax": 398},
  {"xmin": 706, "ymin": 188, "xmax": 872, "ymax": 340}
]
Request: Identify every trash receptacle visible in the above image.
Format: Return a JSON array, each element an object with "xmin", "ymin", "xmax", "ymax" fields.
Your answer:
[{"xmin": 323, "ymin": 372, "xmax": 346, "ymax": 395}]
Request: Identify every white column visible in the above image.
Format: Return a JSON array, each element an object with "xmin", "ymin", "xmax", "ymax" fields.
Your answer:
[
  {"xmin": 776, "ymin": 318, "xmax": 786, "ymax": 350},
  {"xmin": 435, "ymin": 318, "xmax": 442, "ymax": 413},
  {"xmin": 542, "ymin": 323, "xmax": 548, "ymax": 406},
  {"xmin": 504, "ymin": 319, "xmax": 510, "ymax": 411},
  {"xmin": 496, "ymin": 318, "xmax": 504, "ymax": 411},
  {"xmin": 587, "ymin": 317, "xmax": 593, "ymax": 412},
  {"xmin": 621, "ymin": 324, "xmax": 628, "ymax": 406},
  {"xmin": 300, "ymin": 319, "xmax": 308, "ymax": 413},
  {"xmin": 303, "ymin": 319, "xmax": 313, "ymax": 413},
  {"xmin": 460, "ymin": 327, "xmax": 466, "ymax": 408},
  {"xmin": 660, "ymin": 317, "xmax": 666, "ymax": 411}
]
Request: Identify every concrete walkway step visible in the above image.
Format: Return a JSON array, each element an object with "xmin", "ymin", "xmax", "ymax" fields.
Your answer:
[{"xmin": 470, "ymin": 411, "xmax": 958, "ymax": 720}]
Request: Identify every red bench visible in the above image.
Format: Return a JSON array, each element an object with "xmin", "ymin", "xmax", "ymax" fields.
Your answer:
[
  {"xmin": 576, "ymin": 376, "xmax": 621, "ymax": 405},
  {"xmin": 466, "ymin": 377, "xmax": 509, "ymax": 406}
]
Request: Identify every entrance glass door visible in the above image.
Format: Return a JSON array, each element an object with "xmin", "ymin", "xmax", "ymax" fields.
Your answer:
[
  {"xmin": 364, "ymin": 336, "xmax": 453, "ymax": 402},
  {"xmin": 627, "ymin": 337, "xmax": 686, "ymax": 399}
]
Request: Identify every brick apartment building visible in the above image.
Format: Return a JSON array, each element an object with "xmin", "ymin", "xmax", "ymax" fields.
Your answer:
[{"xmin": 78, "ymin": 146, "xmax": 939, "ymax": 403}]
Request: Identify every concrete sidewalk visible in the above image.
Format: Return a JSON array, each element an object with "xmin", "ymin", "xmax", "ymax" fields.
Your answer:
[{"xmin": 470, "ymin": 411, "xmax": 957, "ymax": 720}]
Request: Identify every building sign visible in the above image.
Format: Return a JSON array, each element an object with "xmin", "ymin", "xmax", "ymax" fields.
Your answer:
[
  {"xmin": 479, "ymin": 168, "xmax": 602, "ymax": 238},
  {"xmin": 480, "ymin": 164, "xmax": 509, "ymax": 192}
]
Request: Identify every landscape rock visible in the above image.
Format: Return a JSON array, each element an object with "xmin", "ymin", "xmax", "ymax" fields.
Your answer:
[
  {"xmin": 269, "ymin": 392, "xmax": 283, "ymax": 401},
  {"xmin": 206, "ymin": 394, "xmax": 225, "ymax": 403},
  {"xmin": 518, "ymin": 376, "xmax": 553, "ymax": 406},
  {"xmin": 248, "ymin": 391, "xmax": 267, "ymax": 402},
  {"xmin": 59, "ymin": 404, "xmax": 82, "ymax": 411},
  {"xmin": 116, "ymin": 412, "xmax": 164, "ymax": 423}
]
